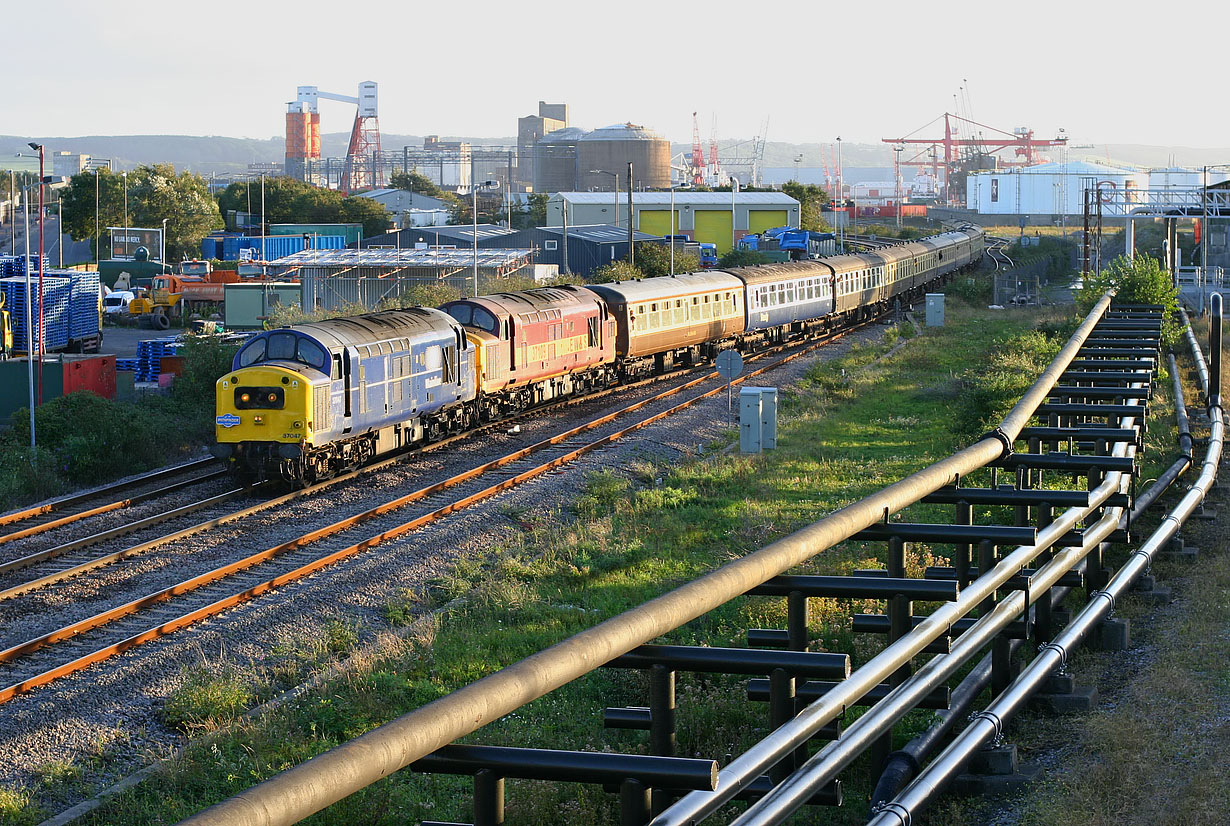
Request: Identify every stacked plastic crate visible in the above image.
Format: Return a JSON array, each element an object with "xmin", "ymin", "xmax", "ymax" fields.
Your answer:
[
  {"xmin": 0, "ymin": 275, "xmax": 71, "ymax": 352},
  {"xmin": 0, "ymin": 255, "xmax": 39, "ymax": 278},
  {"xmin": 135, "ymin": 336, "xmax": 184, "ymax": 382},
  {"xmin": 60, "ymin": 270, "xmax": 102, "ymax": 341}
]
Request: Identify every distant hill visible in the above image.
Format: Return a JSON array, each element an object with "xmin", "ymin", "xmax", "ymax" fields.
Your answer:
[{"xmin": 4, "ymin": 133, "xmax": 1228, "ymax": 179}]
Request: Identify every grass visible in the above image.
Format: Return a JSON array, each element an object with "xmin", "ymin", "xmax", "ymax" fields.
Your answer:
[{"xmin": 12, "ymin": 280, "xmax": 1180, "ymax": 825}]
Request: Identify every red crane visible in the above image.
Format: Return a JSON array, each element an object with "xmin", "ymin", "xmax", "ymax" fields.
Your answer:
[
  {"xmin": 883, "ymin": 112, "xmax": 1067, "ymax": 204},
  {"xmin": 690, "ymin": 112, "xmax": 706, "ymax": 186}
]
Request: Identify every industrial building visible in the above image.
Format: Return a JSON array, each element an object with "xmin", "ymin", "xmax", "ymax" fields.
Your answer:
[
  {"xmin": 358, "ymin": 223, "xmax": 517, "ymax": 250},
  {"xmin": 356, "ymin": 189, "xmax": 450, "ymax": 227},
  {"xmin": 966, "ymin": 160, "xmax": 1147, "ymax": 218},
  {"xmin": 518, "ymin": 102, "xmax": 569, "ymax": 187},
  {"xmin": 533, "ymin": 123, "xmax": 671, "ymax": 194},
  {"xmin": 496, "ymin": 225, "xmax": 660, "ymax": 277},
  {"xmin": 547, "ymin": 192, "xmax": 800, "ymax": 254},
  {"xmin": 271, "ymin": 247, "xmax": 539, "ymax": 312}
]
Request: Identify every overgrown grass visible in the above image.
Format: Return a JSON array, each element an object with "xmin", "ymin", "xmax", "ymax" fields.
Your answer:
[{"xmin": 16, "ymin": 290, "xmax": 1174, "ymax": 824}]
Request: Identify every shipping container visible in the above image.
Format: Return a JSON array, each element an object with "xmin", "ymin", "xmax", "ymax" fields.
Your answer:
[
  {"xmin": 269, "ymin": 223, "xmax": 364, "ymax": 245},
  {"xmin": 223, "ymin": 282, "xmax": 303, "ymax": 329},
  {"xmin": 201, "ymin": 237, "xmax": 220, "ymax": 259},
  {"xmin": 0, "ymin": 354, "xmax": 116, "ymax": 418},
  {"xmin": 215, "ymin": 235, "xmax": 347, "ymax": 261},
  {"xmin": 856, "ymin": 204, "xmax": 928, "ymax": 219}
]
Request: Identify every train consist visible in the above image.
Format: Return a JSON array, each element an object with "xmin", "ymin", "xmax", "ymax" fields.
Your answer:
[{"xmin": 213, "ymin": 225, "xmax": 984, "ymax": 483}]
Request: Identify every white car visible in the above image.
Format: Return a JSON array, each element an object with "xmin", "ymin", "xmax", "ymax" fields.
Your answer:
[{"xmin": 103, "ymin": 290, "xmax": 136, "ymax": 315}]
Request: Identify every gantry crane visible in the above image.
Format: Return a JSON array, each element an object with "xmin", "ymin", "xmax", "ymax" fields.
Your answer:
[{"xmin": 882, "ymin": 112, "xmax": 1067, "ymax": 205}]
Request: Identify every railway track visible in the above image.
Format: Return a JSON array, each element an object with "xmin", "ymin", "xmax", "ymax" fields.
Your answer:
[
  {"xmin": 172, "ymin": 293, "xmax": 1226, "ymax": 826},
  {"xmin": 0, "ymin": 322, "xmax": 868, "ymax": 705},
  {"xmin": 0, "ymin": 457, "xmax": 223, "ymax": 550}
]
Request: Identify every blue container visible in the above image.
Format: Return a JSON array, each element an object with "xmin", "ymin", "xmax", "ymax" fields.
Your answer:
[
  {"xmin": 311, "ymin": 235, "xmax": 346, "ymax": 250},
  {"xmin": 201, "ymin": 238, "xmax": 220, "ymax": 259}
]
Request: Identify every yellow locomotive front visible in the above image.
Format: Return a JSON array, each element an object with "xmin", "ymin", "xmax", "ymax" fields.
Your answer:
[{"xmin": 213, "ymin": 364, "xmax": 314, "ymax": 472}]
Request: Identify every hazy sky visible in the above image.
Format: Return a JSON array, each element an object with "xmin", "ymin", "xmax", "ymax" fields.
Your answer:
[{"xmin": 4, "ymin": 0, "xmax": 1226, "ymax": 148}]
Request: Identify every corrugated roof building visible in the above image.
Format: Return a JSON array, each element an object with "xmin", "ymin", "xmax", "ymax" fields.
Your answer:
[
  {"xmin": 270, "ymin": 247, "xmax": 538, "ymax": 312},
  {"xmin": 547, "ymin": 192, "xmax": 801, "ymax": 253}
]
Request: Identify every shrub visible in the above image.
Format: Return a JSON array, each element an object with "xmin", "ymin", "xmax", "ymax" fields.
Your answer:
[{"xmin": 1075, "ymin": 255, "xmax": 1180, "ymax": 343}]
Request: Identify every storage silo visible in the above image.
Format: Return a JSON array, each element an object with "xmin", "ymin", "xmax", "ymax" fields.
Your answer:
[
  {"xmin": 534, "ymin": 127, "xmax": 585, "ymax": 194},
  {"xmin": 577, "ymin": 124, "xmax": 670, "ymax": 192}
]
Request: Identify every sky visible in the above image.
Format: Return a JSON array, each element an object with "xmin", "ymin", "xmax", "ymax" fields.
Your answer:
[{"xmin": 3, "ymin": 0, "xmax": 1227, "ymax": 149}]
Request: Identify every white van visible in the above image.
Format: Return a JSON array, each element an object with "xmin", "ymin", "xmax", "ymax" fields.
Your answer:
[{"xmin": 103, "ymin": 290, "xmax": 136, "ymax": 316}]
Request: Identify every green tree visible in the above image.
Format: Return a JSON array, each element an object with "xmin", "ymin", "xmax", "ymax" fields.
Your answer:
[
  {"xmin": 339, "ymin": 196, "xmax": 392, "ymax": 237},
  {"xmin": 633, "ymin": 241, "xmax": 701, "ymax": 276},
  {"xmin": 59, "ymin": 165, "xmax": 222, "ymax": 261},
  {"xmin": 718, "ymin": 249, "xmax": 772, "ymax": 268},
  {"xmin": 1076, "ymin": 254, "xmax": 1181, "ymax": 344},
  {"xmin": 587, "ymin": 260, "xmax": 641, "ymax": 284},
  {"xmin": 527, "ymin": 193, "xmax": 548, "ymax": 228},
  {"xmin": 781, "ymin": 181, "xmax": 830, "ymax": 232},
  {"xmin": 214, "ymin": 177, "xmax": 390, "ymax": 238},
  {"xmin": 389, "ymin": 170, "xmax": 445, "ymax": 198}
]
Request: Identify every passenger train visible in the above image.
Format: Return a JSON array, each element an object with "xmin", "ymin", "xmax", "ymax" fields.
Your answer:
[{"xmin": 212, "ymin": 225, "xmax": 984, "ymax": 483}]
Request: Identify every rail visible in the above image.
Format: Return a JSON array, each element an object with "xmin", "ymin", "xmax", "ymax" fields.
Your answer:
[{"xmin": 170, "ymin": 289, "xmax": 1198, "ymax": 826}]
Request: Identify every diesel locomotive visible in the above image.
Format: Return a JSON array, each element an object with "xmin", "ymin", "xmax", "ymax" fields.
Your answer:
[{"xmin": 213, "ymin": 225, "xmax": 983, "ymax": 483}]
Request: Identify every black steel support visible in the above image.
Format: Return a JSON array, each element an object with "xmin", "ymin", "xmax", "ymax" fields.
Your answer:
[
  {"xmin": 620, "ymin": 779, "xmax": 650, "ymax": 826},
  {"xmin": 606, "ymin": 645, "xmax": 849, "ymax": 679},
  {"xmin": 746, "ymin": 679, "xmax": 951, "ymax": 710},
  {"xmin": 769, "ymin": 669, "xmax": 796, "ymax": 783},
  {"xmin": 474, "ymin": 769, "xmax": 503, "ymax": 826},
  {"xmin": 649, "ymin": 666, "xmax": 676, "ymax": 757}
]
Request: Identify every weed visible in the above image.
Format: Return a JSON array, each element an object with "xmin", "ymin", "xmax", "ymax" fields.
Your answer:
[{"xmin": 162, "ymin": 667, "xmax": 256, "ymax": 733}]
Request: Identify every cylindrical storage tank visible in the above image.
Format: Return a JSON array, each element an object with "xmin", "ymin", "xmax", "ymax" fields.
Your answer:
[
  {"xmin": 534, "ymin": 127, "xmax": 585, "ymax": 194},
  {"xmin": 577, "ymin": 123, "xmax": 671, "ymax": 192}
]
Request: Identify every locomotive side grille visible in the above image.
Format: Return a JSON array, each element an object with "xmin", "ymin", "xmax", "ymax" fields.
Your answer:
[{"xmin": 314, "ymin": 386, "xmax": 331, "ymax": 431}]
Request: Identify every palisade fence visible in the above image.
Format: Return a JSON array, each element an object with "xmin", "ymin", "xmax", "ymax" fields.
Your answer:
[{"xmin": 177, "ymin": 291, "xmax": 1224, "ymax": 826}]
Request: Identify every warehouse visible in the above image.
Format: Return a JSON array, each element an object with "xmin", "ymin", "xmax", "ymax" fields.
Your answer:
[
  {"xmin": 270, "ymin": 247, "xmax": 537, "ymax": 313},
  {"xmin": 966, "ymin": 160, "xmax": 1147, "ymax": 218},
  {"xmin": 357, "ymin": 223, "xmax": 517, "ymax": 250},
  {"xmin": 497, "ymin": 224, "xmax": 661, "ymax": 277},
  {"xmin": 547, "ymin": 192, "xmax": 800, "ymax": 254}
]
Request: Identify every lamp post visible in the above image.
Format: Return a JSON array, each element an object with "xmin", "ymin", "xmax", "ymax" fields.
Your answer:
[
  {"xmin": 161, "ymin": 218, "xmax": 168, "ymax": 264},
  {"xmin": 28, "ymin": 145, "xmax": 44, "ymax": 367},
  {"xmin": 7, "ymin": 169, "xmax": 14, "ymax": 253},
  {"xmin": 472, "ymin": 180, "xmax": 497, "ymax": 297},
  {"xmin": 589, "ymin": 169, "xmax": 619, "ymax": 228},
  {"xmin": 626, "ymin": 162, "xmax": 635, "ymax": 266},
  {"xmin": 894, "ymin": 144, "xmax": 904, "ymax": 230},
  {"xmin": 669, "ymin": 183, "xmax": 688, "ymax": 276},
  {"xmin": 260, "ymin": 172, "xmax": 266, "ymax": 261},
  {"xmin": 121, "ymin": 170, "xmax": 128, "ymax": 256},
  {"xmin": 21, "ymin": 184, "xmax": 35, "ymax": 449},
  {"xmin": 730, "ymin": 175, "xmax": 739, "ymax": 254}
]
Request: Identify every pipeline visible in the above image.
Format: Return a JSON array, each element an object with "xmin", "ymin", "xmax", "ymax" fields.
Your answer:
[
  {"xmin": 873, "ymin": 332, "xmax": 1198, "ymax": 808},
  {"xmin": 175, "ymin": 306, "xmax": 1118, "ymax": 826},
  {"xmin": 867, "ymin": 300, "xmax": 1223, "ymax": 826}
]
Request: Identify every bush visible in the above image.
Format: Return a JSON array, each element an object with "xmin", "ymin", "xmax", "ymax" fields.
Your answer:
[
  {"xmin": 718, "ymin": 249, "xmax": 772, "ymax": 269},
  {"xmin": 1076, "ymin": 254, "xmax": 1180, "ymax": 343}
]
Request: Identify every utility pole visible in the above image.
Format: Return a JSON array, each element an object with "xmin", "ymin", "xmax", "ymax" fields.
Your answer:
[{"xmin": 627, "ymin": 161, "xmax": 634, "ymax": 267}]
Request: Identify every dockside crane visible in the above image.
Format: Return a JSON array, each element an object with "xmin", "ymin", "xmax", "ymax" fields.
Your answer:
[{"xmin": 882, "ymin": 111, "xmax": 1067, "ymax": 205}]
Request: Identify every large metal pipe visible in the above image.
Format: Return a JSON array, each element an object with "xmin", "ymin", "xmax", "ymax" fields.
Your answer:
[
  {"xmin": 178, "ymin": 295, "xmax": 1114, "ymax": 826},
  {"xmin": 869, "ymin": 409, "xmax": 1222, "ymax": 826},
  {"xmin": 726, "ymin": 473, "xmax": 1132, "ymax": 826},
  {"xmin": 1181, "ymin": 307, "xmax": 1210, "ymax": 399},
  {"xmin": 868, "ymin": 306, "xmax": 1222, "ymax": 826}
]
